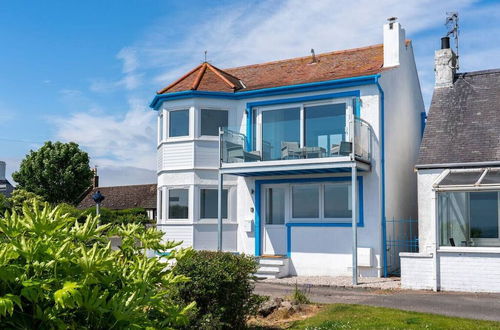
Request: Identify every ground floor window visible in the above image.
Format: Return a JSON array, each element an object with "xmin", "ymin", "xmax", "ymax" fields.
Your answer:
[
  {"xmin": 263, "ymin": 180, "xmax": 356, "ymax": 224},
  {"xmin": 169, "ymin": 189, "xmax": 189, "ymax": 219},
  {"xmin": 438, "ymin": 191, "xmax": 500, "ymax": 247},
  {"xmin": 200, "ymin": 188, "xmax": 228, "ymax": 219}
]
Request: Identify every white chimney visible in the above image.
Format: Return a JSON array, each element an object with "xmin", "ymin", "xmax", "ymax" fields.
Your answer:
[
  {"xmin": 434, "ymin": 37, "xmax": 456, "ymax": 88},
  {"xmin": 0, "ymin": 161, "xmax": 5, "ymax": 181},
  {"xmin": 383, "ymin": 17, "xmax": 406, "ymax": 68}
]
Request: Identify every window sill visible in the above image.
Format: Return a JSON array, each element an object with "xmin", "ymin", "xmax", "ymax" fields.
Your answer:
[
  {"xmin": 438, "ymin": 247, "xmax": 500, "ymax": 254},
  {"xmin": 195, "ymin": 220, "xmax": 238, "ymax": 225}
]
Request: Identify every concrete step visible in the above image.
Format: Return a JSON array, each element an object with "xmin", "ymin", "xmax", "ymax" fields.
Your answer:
[{"xmin": 255, "ymin": 256, "xmax": 290, "ymax": 279}]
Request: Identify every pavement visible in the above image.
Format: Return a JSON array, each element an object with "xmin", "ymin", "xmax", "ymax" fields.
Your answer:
[
  {"xmin": 255, "ymin": 282, "xmax": 500, "ymax": 322},
  {"xmin": 262, "ymin": 276, "xmax": 400, "ymax": 290}
]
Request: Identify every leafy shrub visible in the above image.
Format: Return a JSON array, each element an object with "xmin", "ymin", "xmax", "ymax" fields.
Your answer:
[
  {"xmin": 57, "ymin": 203, "xmax": 153, "ymax": 226},
  {"xmin": 171, "ymin": 250, "xmax": 264, "ymax": 329},
  {"xmin": 7, "ymin": 189, "xmax": 44, "ymax": 213},
  {"xmin": 0, "ymin": 201, "xmax": 194, "ymax": 328}
]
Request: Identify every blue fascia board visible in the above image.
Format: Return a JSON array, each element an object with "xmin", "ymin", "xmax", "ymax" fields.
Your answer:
[
  {"xmin": 149, "ymin": 74, "xmax": 379, "ymax": 110},
  {"xmin": 254, "ymin": 176, "xmax": 364, "ymax": 257}
]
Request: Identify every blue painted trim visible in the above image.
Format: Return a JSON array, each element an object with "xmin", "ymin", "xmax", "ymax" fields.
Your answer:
[
  {"xmin": 375, "ymin": 76, "xmax": 387, "ymax": 277},
  {"xmin": 420, "ymin": 111, "xmax": 427, "ymax": 139},
  {"xmin": 149, "ymin": 75, "xmax": 378, "ymax": 109},
  {"xmin": 254, "ymin": 176, "xmax": 364, "ymax": 257},
  {"xmin": 245, "ymin": 106, "xmax": 252, "ymax": 151},
  {"xmin": 354, "ymin": 97, "xmax": 361, "ymax": 117},
  {"xmin": 254, "ymin": 181, "xmax": 262, "ymax": 256}
]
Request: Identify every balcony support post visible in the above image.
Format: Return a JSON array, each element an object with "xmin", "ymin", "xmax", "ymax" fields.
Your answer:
[
  {"xmin": 351, "ymin": 116, "xmax": 358, "ymax": 285},
  {"xmin": 218, "ymin": 126, "xmax": 224, "ymax": 251}
]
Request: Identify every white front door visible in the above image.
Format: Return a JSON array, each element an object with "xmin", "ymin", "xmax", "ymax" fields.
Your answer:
[{"xmin": 262, "ymin": 185, "xmax": 287, "ymax": 255}]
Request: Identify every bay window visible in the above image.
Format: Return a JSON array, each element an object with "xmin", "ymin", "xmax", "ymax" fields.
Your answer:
[
  {"xmin": 200, "ymin": 188, "xmax": 228, "ymax": 219},
  {"xmin": 201, "ymin": 109, "xmax": 228, "ymax": 136},
  {"xmin": 168, "ymin": 189, "xmax": 189, "ymax": 219},
  {"xmin": 169, "ymin": 109, "xmax": 189, "ymax": 137}
]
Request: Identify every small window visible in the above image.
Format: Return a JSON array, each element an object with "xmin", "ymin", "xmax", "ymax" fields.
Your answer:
[
  {"xmin": 265, "ymin": 187, "xmax": 285, "ymax": 225},
  {"xmin": 292, "ymin": 185, "xmax": 319, "ymax": 218},
  {"xmin": 169, "ymin": 110, "xmax": 189, "ymax": 137},
  {"xmin": 200, "ymin": 189, "xmax": 228, "ymax": 219},
  {"xmin": 158, "ymin": 113, "xmax": 164, "ymax": 142},
  {"xmin": 169, "ymin": 189, "xmax": 188, "ymax": 219},
  {"xmin": 324, "ymin": 183, "xmax": 352, "ymax": 218},
  {"xmin": 201, "ymin": 109, "xmax": 228, "ymax": 136}
]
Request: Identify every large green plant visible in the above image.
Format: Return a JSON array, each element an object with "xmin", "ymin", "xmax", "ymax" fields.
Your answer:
[
  {"xmin": 12, "ymin": 141, "xmax": 93, "ymax": 204},
  {"xmin": 0, "ymin": 201, "xmax": 194, "ymax": 329}
]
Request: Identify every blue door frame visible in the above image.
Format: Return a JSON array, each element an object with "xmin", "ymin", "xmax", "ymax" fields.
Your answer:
[{"xmin": 255, "ymin": 176, "xmax": 364, "ymax": 257}]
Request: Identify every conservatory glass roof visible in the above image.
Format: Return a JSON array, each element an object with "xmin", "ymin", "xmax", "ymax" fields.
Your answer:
[{"xmin": 435, "ymin": 168, "xmax": 500, "ymax": 189}]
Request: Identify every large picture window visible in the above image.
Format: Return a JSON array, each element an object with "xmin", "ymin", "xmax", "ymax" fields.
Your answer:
[
  {"xmin": 261, "ymin": 107, "xmax": 300, "ymax": 161},
  {"xmin": 169, "ymin": 109, "xmax": 189, "ymax": 137},
  {"xmin": 439, "ymin": 191, "xmax": 500, "ymax": 247},
  {"xmin": 200, "ymin": 188, "xmax": 228, "ymax": 219},
  {"xmin": 201, "ymin": 109, "xmax": 228, "ymax": 136},
  {"xmin": 169, "ymin": 189, "xmax": 188, "ymax": 219}
]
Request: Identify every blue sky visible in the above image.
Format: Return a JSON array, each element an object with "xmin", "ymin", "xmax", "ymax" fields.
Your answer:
[{"xmin": 1, "ymin": 0, "xmax": 499, "ymax": 186}]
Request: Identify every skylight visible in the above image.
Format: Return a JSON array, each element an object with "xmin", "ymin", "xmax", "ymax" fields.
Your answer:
[{"xmin": 435, "ymin": 168, "xmax": 500, "ymax": 189}]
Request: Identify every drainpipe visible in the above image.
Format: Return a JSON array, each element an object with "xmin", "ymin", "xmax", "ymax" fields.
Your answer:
[{"xmin": 375, "ymin": 75, "xmax": 387, "ymax": 277}]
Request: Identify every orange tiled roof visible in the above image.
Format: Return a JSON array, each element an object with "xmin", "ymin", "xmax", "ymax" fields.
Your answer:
[{"xmin": 158, "ymin": 43, "xmax": 388, "ymax": 94}]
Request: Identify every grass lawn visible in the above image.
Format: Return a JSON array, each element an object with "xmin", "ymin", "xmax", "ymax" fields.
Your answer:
[{"xmin": 286, "ymin": 304, "xmax": 500, "ymax": 329}]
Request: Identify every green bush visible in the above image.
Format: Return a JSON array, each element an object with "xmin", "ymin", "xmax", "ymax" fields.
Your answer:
[
  {"xmin": 0, "ymin": 201, "xmax": 194, "ymax": 328},
  {"xmin": 171, "ymin": 250, "xmax": 264, "ymax": 329}
]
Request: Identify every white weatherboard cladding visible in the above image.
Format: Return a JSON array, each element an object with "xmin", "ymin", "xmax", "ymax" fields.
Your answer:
[
  {"xmin": 194, "ymin": 224, "xmax": 238, "ymax": 251},
  {"xmin": 159, "ymin": 142, "xmax": 194, "ymax": 170},
  {"xmin": 159, "ymin": 225, "xmax": 193, "ymax": 248}
]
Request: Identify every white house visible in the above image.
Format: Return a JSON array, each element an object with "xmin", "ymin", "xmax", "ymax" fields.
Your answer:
[
  {"xmin": 151, "ymin": 19, "xmax": 424, "ymax": 278},
  {"xmin": 401, "ymin": 37, "xmax": 500, "ymax": 292}
]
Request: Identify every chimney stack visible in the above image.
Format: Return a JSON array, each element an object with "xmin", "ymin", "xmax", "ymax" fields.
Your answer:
[
  {"xmin": 0, "ymin": 161, "xmax": 5, "ymax": 181},
  {"xmin": 92, "ymin": 167, "xmax": 99, "ymax": 188},
  {"xmin": 434, "ymin": 36, "xmax": 456, "ymax": 88},
  {"xmin": 383, "ymin": 17, "xmax": 406, "ymax": 68}
]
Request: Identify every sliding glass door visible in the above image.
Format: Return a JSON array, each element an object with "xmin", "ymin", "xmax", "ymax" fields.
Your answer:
[
  {"xmin": 258, "ymin": 101, "xmax": 350, "ymax": 161},
  {"xmin": 304, "ymin": 103, "xmax": 346, "ymax": 157},
  {"xmin": 261, "ymin": 107, "xmax": 300, "ymax": 161}
]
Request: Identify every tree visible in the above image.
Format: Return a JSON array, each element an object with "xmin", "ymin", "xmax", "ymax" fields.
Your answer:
[
  {"xmin": 12, "ymin": 141, "xmax": 93, "ymax": 204},
  {"xmin": 0, "ymin": 201, "xmax": 194, "ymax": 328}
]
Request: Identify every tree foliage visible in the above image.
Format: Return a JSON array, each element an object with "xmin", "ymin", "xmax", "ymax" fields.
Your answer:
[
  {"xmin": 0, "ymin": 201, "xmax": 194, "ymax": 328},
  {"xmin": 12, "ymin": 141, "xmax": 93, "ymax": 204}
]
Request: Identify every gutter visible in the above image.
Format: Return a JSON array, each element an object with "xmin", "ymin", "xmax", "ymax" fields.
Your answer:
[
  {"xmin": 375, "ymin": 75, "xmax": 387, "ymax": 278},
  {"xmin": 149, "ymin": 74, "xmax": 379, "ymax": 110},
  {"xmin": 416, "ymin": 161, "xmax": 500, "ymax": 170}
]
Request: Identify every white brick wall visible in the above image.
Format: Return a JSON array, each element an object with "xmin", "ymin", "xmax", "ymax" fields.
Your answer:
[
  {"xmin": 400, "ymin": 253, "xmax": 434, "ymax": 290},
  {"xmin": 439, "ymin": 252, "xmax": 500, "ymax": 292},
  {"xmin": 401, "ymin": 251, "xmax": 500, "ymax": 292}
]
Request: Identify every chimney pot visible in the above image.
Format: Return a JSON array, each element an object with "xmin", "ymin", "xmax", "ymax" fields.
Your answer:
[{"xmin": 441, "ymin": 36, "xmax": 450, "ymax": 50}]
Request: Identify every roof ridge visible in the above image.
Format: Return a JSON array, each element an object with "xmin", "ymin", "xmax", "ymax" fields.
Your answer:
[
  {"xmin": 94, "ymin": 183, "xmax": 156, "ymax": 189},
  {"xmin": 224, "ymin": 43, "xmax": 384, "ymax": 71},
  {"xmin": 456, "ymin": 68, "xmax": 500, "ymax": 77}
]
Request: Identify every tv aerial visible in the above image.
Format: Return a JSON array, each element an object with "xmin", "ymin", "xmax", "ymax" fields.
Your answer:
[{"xmin": 445, "ymin": 12, "xmax": 459, "ymax": 70}]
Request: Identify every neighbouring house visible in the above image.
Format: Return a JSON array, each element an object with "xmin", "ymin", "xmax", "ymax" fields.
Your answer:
[
  {"xmin": 78, "ymin": 171, "xmax": 157, "ymax": 219},
  {"xmin": 401, "ymin": 37, "xmax": 500, "ymax": 292},
  {"xmin": 151, "ymin": 19, "xmax": 424, "ymax": 278},
  {"xmin": 0, "ymin": 161, "xmax": 14, "ymax": 197}
]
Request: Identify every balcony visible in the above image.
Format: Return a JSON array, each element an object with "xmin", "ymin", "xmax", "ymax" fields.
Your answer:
[{"xmin": 219, "ymin": 117, "xmax": 373, "ymax": 175}]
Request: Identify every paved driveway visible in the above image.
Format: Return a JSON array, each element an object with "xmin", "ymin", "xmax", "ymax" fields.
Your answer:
[{"xmin": 255, "ymin": 282, "xmax": 500, "ymax": 322}]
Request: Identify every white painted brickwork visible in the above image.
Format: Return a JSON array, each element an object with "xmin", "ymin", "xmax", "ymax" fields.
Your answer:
[
  {"xmin": 439, "ymin": 253, "xmax": 500, "ymax": 292},
  {"xmin": 400, "ymin": 254, "xmax": 434, "ymax": 290}
]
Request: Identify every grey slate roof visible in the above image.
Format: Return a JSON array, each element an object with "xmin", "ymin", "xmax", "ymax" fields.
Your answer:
[
  {"xmin": 417, "ymin": 69, "xmax": 500, "ymax": 168},
  {"xmin": 78, "ymin": 184, "xmax": 157, "ymax": 210},
  {"xmin": 0, "ymin": 179, "xmax": 14, "ymax": 197}
]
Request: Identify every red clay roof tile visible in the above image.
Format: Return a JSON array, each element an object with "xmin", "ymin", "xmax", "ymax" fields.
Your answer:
[{"xmin": 158, "ymin": 43, "xmax": 387, "ymax": 94}]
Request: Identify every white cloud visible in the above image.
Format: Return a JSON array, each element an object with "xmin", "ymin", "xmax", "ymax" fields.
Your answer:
[
  {"xmin": 54, "ymin": 97, "xmax": 156, "ymax": 171},
  {"xmin": 90, "ymin": 47, "xmax": 142, "ymax": 92}
]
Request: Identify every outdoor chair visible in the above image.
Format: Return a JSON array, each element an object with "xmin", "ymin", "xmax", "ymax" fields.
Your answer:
[{"xmin": 281, "ymin": 141, "xmax": 301, "ymax": 159}]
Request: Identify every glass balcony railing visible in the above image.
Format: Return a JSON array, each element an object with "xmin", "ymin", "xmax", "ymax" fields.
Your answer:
[{"xmin": 220, "ymin": 117, "xmax": 372, "ymax": 165}]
